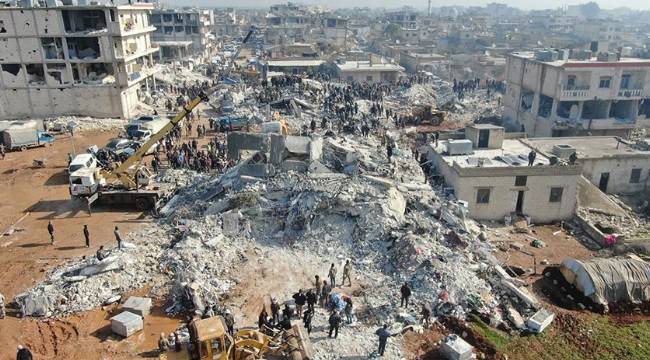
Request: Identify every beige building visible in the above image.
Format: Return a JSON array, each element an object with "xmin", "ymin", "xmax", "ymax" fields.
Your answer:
[
  {"xmin": 525, "ymin": 136, "xmax": 650, "ymax": 194},
  {"xmin": 504, "ymin": 50, "xmax": 650, "ymax": 138},
  {"xmin": 426, "ymin": 125, "xmax": 582, "ymax": 223},
  {"xmin": 150, "ymin": 8, "xmax": 216, "ymax": 64},
  {"xmin": 0, "ymin": 2, "xmax": 159, "ymax": 119},
  {"xmin": 336, "ymin": 58, "xmax": 403, "ymax": 83}
]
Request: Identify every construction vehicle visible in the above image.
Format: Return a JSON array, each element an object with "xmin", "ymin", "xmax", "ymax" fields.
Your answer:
[
  {"xmin": 160, "ymin": 316, "xmax": 313, "ymax": 360},
  {"xmin": 411, "ymin": 104, "xmax": 448, "ymax": 126},
  {"xmin": 69, "ymin": 92, "xmax": 209, "ymax": 211}
]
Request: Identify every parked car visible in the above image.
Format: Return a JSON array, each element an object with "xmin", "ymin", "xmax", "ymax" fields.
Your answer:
[{"xmin": 104, "ymin": 138, "xmax": 135, "ymax": 157}]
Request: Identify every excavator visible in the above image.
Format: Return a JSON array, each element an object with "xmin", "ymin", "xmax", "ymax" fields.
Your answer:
[
  {"xmin": 160, "ymin": 316, "xmax": 313, "ymax": 360},
  {"xmin": 68, "ymin": 92, "xmax": 209, "ymax": 211}
]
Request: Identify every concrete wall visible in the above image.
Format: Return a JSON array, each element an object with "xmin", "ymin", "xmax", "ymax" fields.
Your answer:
[
  {"xmin": 338, "ymin": 70, "xmax": 400, "ymax": 83},
  {"xmin": 581, "ymin": 156, "xmax": 650, "ymax": 194}
]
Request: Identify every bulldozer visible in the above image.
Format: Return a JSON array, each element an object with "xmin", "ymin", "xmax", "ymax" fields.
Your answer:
[
  {"xmin": 160, "ymin": 316, "xmax": 313, "ymax": 360},
  {"xmin": 411, "ymin": 104, "xmax": 448, "ymax": 126}
]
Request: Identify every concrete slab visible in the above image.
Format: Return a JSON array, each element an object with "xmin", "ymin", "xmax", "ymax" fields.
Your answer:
[
  {"xmin": 122, "ymin": 296, "xmax": 152, "ymax": 318},
  {"xmin": 308, "ymin": 160, "xmax": 332, "ymax": 174},
  {"xmin": 79, "ymin": 256, "xmax": 120, "ymax": 276},
  {"xmin": 281, "ymin": 160, "xmax": 308, "ymax": 172},
  {"xmin": 440, "ymin": 334, "xmax": 474, "ymax": 360},
  {"xmin": 222, "ymin": 211, "xmax": 240, "ymax": 236},
  {"xmin": 309, "ymin": 136, "xmax": 323, "ymax": 160},
  {"xmin": 526, "ymin": 308, "xmax": 555, "ymax": 333},
  {"xmin": 239, "ymin": 164, "xmax": 276, "ymax": 177},
  {"xmin": 285, "ymin": 136, "xmax": 310, "ymax": 154},
  {"xmin": 111, "ymin": 311, "xmax": 143, "ymax": 337}
]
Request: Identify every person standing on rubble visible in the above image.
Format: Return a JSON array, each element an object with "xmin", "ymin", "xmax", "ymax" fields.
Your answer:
[
  {"xmin": 386, "ymin": 143, "xmax": 393, "ymax": 162},
  {"xmin": 303, "ymin": 307, "xmax": 314, "ymax": 334},
  {"xmin": 375, "ymin": 324, "xmax": 392, "ymax": 356},
  {"xmin": 258, "ymin": 307, "xmax": 269, "ymax": 329},
  {"xmin": 314, "ymin": 275, "xmax": 322, "ymax": 299},
  {"xmin": 16, "ymin": 345, "xmax": 33, "ymax": 360},
  {"xmin": 224, "ymin": 309, "xmax": 235, "ymax": 336},
  {"xmin": 328, "ymin": 310, "xmax": 342, "ymax": 338},
  {"xmin": 158, "ymin": 332, "xmax": 170, "ymax": 354},
  {"xmin": 114, "ymin": 226, "xmax": 123, "ymax": 249},
  {"xmin": 400, "ymin": 282, "xmax": 412, "ymax": 308},
  {"xmin": 293, "ymin": 289, "xmax": 307, "ymax": 318},
  {"xmin": 83, "ymin": 225, "xmax": 90, "ymax": 248},
  {"xmin": 342, "ymin": 259, "xmax": 352, "ymax": 287},
  {"xmin": 328, "ymin": 263, "xmax": 337, "ymax": 289},
  {"xmin": 421, "ymin": 304, "xmax": 432, "ymax": 327},
  {"xmin": 0, "ymin": 143, "xmax": 5, "ymax": 160},
  {"xmin": 306, "ymin": 289, "xmax": 317, "ymax": 312},
  {"xmin": 47, "ymin": 221, "xmax": 55, "ymax": 245},
  {"xmin": 270, "ymin": 297, "xmax": 280, "ymax": 325},
  {"xmin": 344, "ymin": 297, "xmax": 353, "ymax": 324},
  {"xmin": 321, "ymin": 280, "xmax": 331, "ymax": 308},
  {"xmin": 0, "ymin": 291, "xmax": 5, "ymax": 319}
]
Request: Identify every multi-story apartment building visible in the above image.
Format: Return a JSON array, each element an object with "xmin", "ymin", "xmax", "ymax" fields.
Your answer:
[
  {"xmin": 384, "ymin": 11, "xmax": 419, "ymax": 44},
  {"xmin": 0, "ymin": 2, "xmax": 159, "ymax": 119},
  {"xmin": 504, "ymin": 50, "xmax": 650, "ymax": 137},
  {"xmin": 150, "ymin": 8, "xmax": 215, "ymax": 64}
]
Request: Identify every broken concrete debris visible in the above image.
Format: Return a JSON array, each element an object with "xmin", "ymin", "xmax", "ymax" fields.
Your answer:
[
  {"xmin": 526, "ymin": 308, "xmax": 555, "ymax": 333},
  {"xmin": 122, "ymin": 296, "xmax": 153, "ymax": 318},
  {"xmin": 440, "ymin": 334, "xmax": 475, "ymax": 360}
]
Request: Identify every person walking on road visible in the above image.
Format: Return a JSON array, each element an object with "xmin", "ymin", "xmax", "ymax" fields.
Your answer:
[
  {"xmin": 114, "ymin": 226, "xmax": 123, "ymax": 249},
  {"xmin": 400, "ymin": 282, "xmax": 411, "ymax": 308},
  {"xmin": 376, "ymin": 324, "xmax": 392, "ymax": 356},
  {"xmin": 47, "ymin": 221, "xmax": 55, "ymax": 245},
  {"xmin": 328, "ymin": 263, "xmax": 337, "ymax": 289},
  {"xmin": 83, "ymin": 225, "xmax": 90, "ymax": 248}
]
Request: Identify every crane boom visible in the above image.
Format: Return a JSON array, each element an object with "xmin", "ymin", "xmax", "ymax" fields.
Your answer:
[{"xmin": 109, "ymin": 92, "xmax": 209, "ymax": 189}]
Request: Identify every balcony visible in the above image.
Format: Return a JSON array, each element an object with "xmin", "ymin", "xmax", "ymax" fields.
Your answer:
[
  {"xmin": 617, "ymin": 88, "xmax": 645, "ymax": 99},
  {"xmin": 561, "ymin": 85, "xmax": 590, "ymax": 100}
]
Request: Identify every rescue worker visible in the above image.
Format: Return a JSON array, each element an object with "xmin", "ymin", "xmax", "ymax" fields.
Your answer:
[
  {"xmin": 303, "ymin": 307, "xmax": 314, "ymax": 334},
  {"xmin": 306, "ymin": 289, "xmax": 317, "ymax": 311},
  {"xmin": 0, "ymin": 291, "xmax": 5, "ymax": 319},
  {"xmin": 321, "ymin": 280, "xmax": 331, "ymax": 308},
  {"xmin": 47, "ymin": 221, "xmax": 55, "ymax": 245},
  {"xmin": 83, "ymin": 225, "xmax": 90, "ymax": 248},
  {"xmin": 421, "ymin": 303, "xmax": 432, "ymax": 327},
  {"xmin": 400, "ymin": 282, "xmax": 411, "ymax": 308},
  {"xmin": 342, "ymin": 259, "xmax": 352, "ymax": 287},
  {"xmin": 293, "ymin": 289, "xmax": 306, "ymax": 318},
  {"xmin": 270, "ymin": 297, "xmax": 280, "ymax": 325},
  {"xmin": 328, "ymin": 311, "xmax": 342, "ymax": 338},
  {"xmin": 114, "ymin": 226, "xmax": 123, "ymax": 249},
  {"xmin": 328, "ymin": 263, "xmax": 337, "ymax": 288},
  {"xmin": 376, "ymin": 324, "xmax": 392, "ymax": 356},
  {"xmin": 158, "ymin": 332, "xmax": 170, "ymax": 354},
  {"xmin": 224, "ymin": 309, "xmax": 235, "ymax": 336},
  {"xmin": 314, "ymin": 275, "xmax": 322, "ymax": 298}
]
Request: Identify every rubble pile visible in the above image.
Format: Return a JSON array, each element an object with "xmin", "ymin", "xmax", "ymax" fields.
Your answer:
[{"xmin": 45, "ymin": 116, "xmax": 127, "ymax": 133}]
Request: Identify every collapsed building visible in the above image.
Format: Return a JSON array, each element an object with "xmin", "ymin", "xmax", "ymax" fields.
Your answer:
[
  {"xmin": 0, "ymin": 2, "xmax": 160, "ymax": 119},
  {"xmin": 149, "ymin": 8, "xmax": 217, "ymax": 65}
]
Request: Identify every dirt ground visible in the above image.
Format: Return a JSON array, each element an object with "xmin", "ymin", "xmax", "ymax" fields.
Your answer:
[{"xmin": 0, "ymin": 104, "xmax": 217, "ymax": 359}]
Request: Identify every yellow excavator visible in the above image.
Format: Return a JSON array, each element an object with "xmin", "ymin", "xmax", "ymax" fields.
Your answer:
[
  {"xmin": 69, "ymin": 92, "xmax": 209, "ymax": 210},
  {"xmin": 160, "ymin": 316, "xmax": 313, "ymax": 360}
]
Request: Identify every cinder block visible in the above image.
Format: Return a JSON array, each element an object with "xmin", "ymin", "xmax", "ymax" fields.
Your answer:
[
  {"xmin": 122, "ymin": 296, "xmax": 152, "ymax": 318},
  {"xmin": 111, "ymin": 311, "xmax": 143, "ymax": 337}
]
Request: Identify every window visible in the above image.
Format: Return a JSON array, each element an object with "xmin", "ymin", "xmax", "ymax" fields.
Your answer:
[
  {"xmin": 566, "ymin": 75, "xmax": 576, "ymax": 89},
  {"xmin": 549, "ymin": 187, "xmax": 563, "ymax": 203},
  {"xmin": 476, "ymin": 188, "xmax": 490, "ymax": 204},
  {"xmin": 599, "ymin": 76, "xmax": 611, "ymax": 89},
  {"xmin": 621, "ymin": 74, "xmax": 631, "ymax": 89},
  {"xmin": 630, "ymin": 168, "xmax": 642, "ymax": 183},
  {"xmin": 515, "ymin": 176, "xmax": 527, "ymax": 186}
]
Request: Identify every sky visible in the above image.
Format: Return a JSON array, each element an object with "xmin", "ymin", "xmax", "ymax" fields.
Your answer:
[{"xmin": 162, "ymin": 0, "xmax": 650, "ymax": 11}]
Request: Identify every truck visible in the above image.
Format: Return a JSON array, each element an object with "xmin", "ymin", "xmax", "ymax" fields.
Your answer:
[
  {"xmin": 70, "ymin": 92, "xmax": 208, "ymax": 211},
  {"xmin": 1, "ymin": 129, "xmax": 55, "ymax": 151}
]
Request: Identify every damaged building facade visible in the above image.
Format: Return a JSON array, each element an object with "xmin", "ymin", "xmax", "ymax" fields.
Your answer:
[
  {"xmin": 0, "ymin": 3, "xmax": 159, "ymax": 119},
  {"xmin": 427, "ymin": 125, "xmax": 582, "ymax": 223},
  {"xmin": 336, "ymin": 56, "xmax": 404, "ymax": 83},
  {"xmin": 150, "ymin": 8, "xmax": 216, "ymax": 65},
  {"xmin": 504, "ymin": 50, "xmax": 650, "ymax": 138}
]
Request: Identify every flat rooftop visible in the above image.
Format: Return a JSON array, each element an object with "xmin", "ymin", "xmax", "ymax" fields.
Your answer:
[
  {"xmin": 525, "ymin": 137, "xmax": 650, "ymax": 159},
  {"xmin": 511, "ymin": 51, "xmax": 650, "ymax": 68},
  {"xmin": 434, "ymin": 139, "xmax": 550, "ymax": 168},
  {"xmin": 336, "ymin": 61, "xmax": 404, "ymax": 72},
  {"xmin": 266, "ymin": 60, "xmax": 325, "ymax": 67}
]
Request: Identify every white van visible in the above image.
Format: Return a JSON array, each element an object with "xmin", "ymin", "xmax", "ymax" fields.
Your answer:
[{"xmin": 68, "ymin": 153, "xmax": 98, "ymax": 174}]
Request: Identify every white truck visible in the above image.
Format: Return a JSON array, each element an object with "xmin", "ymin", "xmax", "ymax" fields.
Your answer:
[{"xmin": 126, "ymin": 115, "xmax": 170, "ymax": 139}]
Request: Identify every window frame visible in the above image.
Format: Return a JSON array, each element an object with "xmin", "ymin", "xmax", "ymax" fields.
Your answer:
[
  {"xmin": 630, "ymin": 168, "xmax": 642, "ymax": 184},
  {"xmin": 476, "ymin": 188, "xmax": 491, "ymax": 204},
  {"xmin": 549, "ymin": 187, "xmax": 563, "ymax": 203}
]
